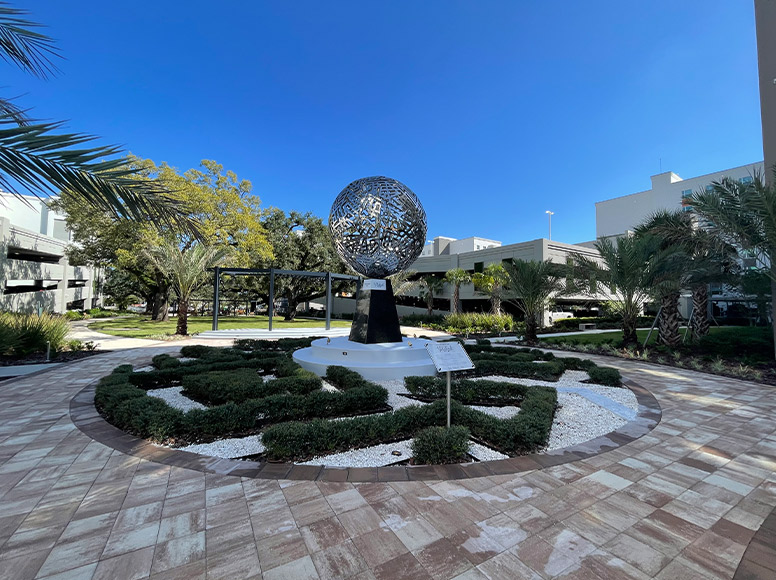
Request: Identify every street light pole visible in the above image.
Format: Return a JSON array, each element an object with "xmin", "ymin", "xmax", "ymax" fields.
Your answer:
[{"xmin": 545, "ymin": 210, "xmax": 554, "ymax": 240}]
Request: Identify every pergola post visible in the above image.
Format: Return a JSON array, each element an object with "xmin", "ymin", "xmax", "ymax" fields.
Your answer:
[
  {"xmin": 268, "ymin": 268, "xmax": 275, "ymax": 332},
  {"xmin": 212, "ymin": 266, "xmax": 220, "ymax": 330},
  {"xmin": 325, "ymin": 271, "xmax": 332, "ymax": 331}
]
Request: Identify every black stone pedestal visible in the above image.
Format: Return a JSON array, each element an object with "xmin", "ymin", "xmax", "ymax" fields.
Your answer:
[{"xmin": 349, "ymin": 279, "xmax": 403, "ymax": 344}]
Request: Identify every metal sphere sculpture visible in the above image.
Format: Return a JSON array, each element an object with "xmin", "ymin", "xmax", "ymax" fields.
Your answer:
[{"xmin": 329, "ymin": 176, "xmax": 427, "ymax": 278}]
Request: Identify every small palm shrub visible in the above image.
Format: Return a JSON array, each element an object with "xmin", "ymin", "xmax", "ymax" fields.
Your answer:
[
  {"xmin": 411, "ymin": 426, "xmax": 471, "ymax": 464},
  {"xmin": 444, "ymin": 312, "xmax": 515, "ymax": 334}
]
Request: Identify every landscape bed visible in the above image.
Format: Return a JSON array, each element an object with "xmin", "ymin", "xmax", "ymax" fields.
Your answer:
[{"xmin": 94, "ymin": 338, "xmax": 631, "ymax": 465}]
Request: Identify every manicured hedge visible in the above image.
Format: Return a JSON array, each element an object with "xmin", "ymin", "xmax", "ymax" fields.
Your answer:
[
  {"xmin": 261, "ymin": 387, "xmax": 557, "ymax": 461},
  {"xmin": 586, "ymin": 366, "xmax": 622, "ymax": 387},
  {"xmin": 411, "ymin": 426, "xmax": 471, "ymax": 464},
  {"xmin": 404, "ymin": 376, "xmax": 529, "ymax": 405},
  {"xmin": 474, "ymin": 359, "xmax": 566, "ymax": 381},
  {"xmin": 233, "ymin": 337, "xmax": 320, "ymax": 351}
]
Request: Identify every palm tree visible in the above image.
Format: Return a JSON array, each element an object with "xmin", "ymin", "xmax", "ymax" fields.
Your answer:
[
  {"xmin": 144, "ymin": 243, "xmax": 227, "ymax": 335},
  {"xmin": 573, "ymin": 235, "xmax": 663, "ymax": 347},
  {"xmin": 444, "ymin": 268, "xmax": 471, "ymax": 314},
  {"xmin": 503, "ymin": 259, "xmax": 568, "ymax": 343},
  {"xmin": 418, "ymin": 275, "xmax": 444, "ymax": 316},
  {"xmin": 472, "ymin": 263, "xmax": 509, "ymax": 315},
  {"xmin": 635, "ymin": 209, "xmax": 738, "ymax": 342},
  {"xmin": 0, "ymin": 4, "xmax": 190, "ymax": 230},
  {"xmin": 689, "ymin": 171, "xmax": 776, "ymax": 355}
]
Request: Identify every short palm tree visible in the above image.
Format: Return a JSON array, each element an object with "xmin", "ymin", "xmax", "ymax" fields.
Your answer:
[
  {"xmin": 418, "ymin": 275, "xmax": 444, "ymax": 316},
  {"xmin": 0, "ymin": 3, "xmax": 190, "ymax": 230},
  {"xmin": 472, "ymin": 263, "xmax": 509, "ymax": 315},
  {"xmin": 635, "ymin": 209, "xmax": 738, "ymax": 342},
  {"xmin": 144, "ymin": 243, "xmax": 228, "ymax": 335},
  {"xmin": 573, "ymin": 235, "xmax": 663, "ymax": 347},
  {"xmin": 444, "ymin": 268, "xmax": 472, "ymax": 314},
  {"xmin": 503, "ymin": 259, "xmax": 568, "ymax": 343}
]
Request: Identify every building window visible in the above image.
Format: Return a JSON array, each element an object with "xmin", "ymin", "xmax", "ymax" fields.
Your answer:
[
  {"xmin": 474, "ymin": 262, "xmax": 483, "ymax": 273},
  {"xmin": 741, "ymin": 176, "xmax": 753, "ymax": 185},
  {"xmin": 681, "ymin": 189, "xmax": 692, "ymax": 199},
  {"xmin": 705, "ymin": 185, "xmax": 713, "ymax": 192},
  {"xmin": 682, "ymin": 206, "xmax": 693, "ymax": 213}
]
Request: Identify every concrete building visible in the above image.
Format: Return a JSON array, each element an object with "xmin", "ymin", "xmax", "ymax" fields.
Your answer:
[
  {"xmin": 408, "ymin": 236, "xmax": 604, "ymax": 322},
  {"xmin": 595, "ymin": 162, "xmax": 764, "ymax": 239},
  {"xmin": 0, "ymin": 193, "xmax": 98, "ymax": 313}
]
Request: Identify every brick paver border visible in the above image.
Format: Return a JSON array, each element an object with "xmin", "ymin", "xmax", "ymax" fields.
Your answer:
[{"xmin": 70, "ymin": 378, "xmax": 661, "ymax": 482}]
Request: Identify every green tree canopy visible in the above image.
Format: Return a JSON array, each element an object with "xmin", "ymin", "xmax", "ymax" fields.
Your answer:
[
  {"xmin": 472, "ymin": 263, "xmax": 509, "ymax": 315},
  {"xmin": 253, "ymin": 209, "xmax": 349, "ymax": 320},
  {"xmin": 444, "ymin": 268, "xmax": 472, "ymax": 314}
]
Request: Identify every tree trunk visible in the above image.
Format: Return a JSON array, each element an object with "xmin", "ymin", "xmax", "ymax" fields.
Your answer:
[
  {"xmin": 175, "ymin": 298, "xmax": 188, "ymax": 335},
  {"xmin": 622, "ymin": 315, "xmax": 638, "ymax": 348},
  {"xmin": 427, "ymin": 294, "xmax": 434, "ymax": 316},
  {"xmin": 284, "ymin": 298, "xmax": 298, "ymax": 321},
  {"xmin": 691, "ymin": 284, "xmax": 710, "ymax": 340},
  {"xmin": 658, "ymin": 292, "xmax": 681, "ymax": 347},
  {"xmin": 452, "ymin": 285, "xmax": 460, "ymax": 314},
  {"xmin": 492, "ymin": 294, "xmax": 502, "ymax": 316},
  {"xmin": 524, "ymin": 313, "xmax": 538, "ymax": 343},
  {"xmin": 152, "ymin": 289, "xmax": 169, "ymax": 322}
]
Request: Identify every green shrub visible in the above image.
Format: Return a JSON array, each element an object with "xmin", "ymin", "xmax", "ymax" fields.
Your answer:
[
  {"xmin": 325, "ymin": 365, "xmax": 370, "ymax": 390},
  {"xmin": 64, "ymin": 310, "xmax": 85, "ymax": 321},
  {"xmin": 262, "ymin": 389, "xmax": 557, "ymax": 461},
  {"xmin": 152, "ymin": 354, "xmax": 181, "ymax": 370},
  {"xmin": 697, "ymin": 327, "xmax": 773, "ymax": 360},
  {"xmin": 181, "ymin": 368, "xmax": 266, "ymax": 405},
  {"xmin": 404, "ymin": 376, "xmax": 528, "ymax": 405},
  {"xmin": 411, "ymin": 426, "xmax": 471, "ymax": 464},
  {"xmin": 10, "ymin": 312, "xmax": 70, "ymax": 355},
  {"xmin": 586, "ymin": 366, "xmax": 622, "ymax": 387},
  {"xmin": 474, "ymin": 359, "xmax": 565, "ymax": 381},
  {"xmin": 233, "ymin": 337, "xmax": 319, "ymax": 352},
  {"xmin": 399, "ymin": 313, "xmax": 445, "ymax": 327},
  {"xmin": 558, "ymin": 357, "xmax": 598, "ymax": 372},
  {"xmin": 444, "ymin": 312, "xmax": 515, "ymax": 334}
]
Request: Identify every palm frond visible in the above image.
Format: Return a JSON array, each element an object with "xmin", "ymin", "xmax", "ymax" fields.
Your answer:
[
  {"xmin": 0, "ymin": 2, "xmax": 59, "ymax": 78},
  {"xmin": 0, "ymin": 113, "xmax": 198, "ymax": 236}
]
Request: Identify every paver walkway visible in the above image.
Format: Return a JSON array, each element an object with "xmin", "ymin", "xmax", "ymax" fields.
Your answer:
[{"xmin": 1, "ymin": 341, "xmax": 775, "ymax": 579}]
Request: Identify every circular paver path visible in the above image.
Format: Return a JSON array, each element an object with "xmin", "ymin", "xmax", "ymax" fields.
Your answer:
[{"xmin": 0, "ymin": 340, "xmax": 774, "ymax": 579}]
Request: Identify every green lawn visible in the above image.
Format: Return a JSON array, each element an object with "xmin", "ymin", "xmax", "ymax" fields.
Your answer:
[
  {"xmin": 88, "ymin": 315, "xmax": 352, "ymax": 339},
  {"xmin": 542, "ymin": 329, "xmax": 661, "ymax": 345}
]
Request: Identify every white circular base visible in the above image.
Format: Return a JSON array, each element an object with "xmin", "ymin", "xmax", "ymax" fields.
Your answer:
[{"xmin": 293, "ymin": 336, "xmax": 438, "ymax": 381}]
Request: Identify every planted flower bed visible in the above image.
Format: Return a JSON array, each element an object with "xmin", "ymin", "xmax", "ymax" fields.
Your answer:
[{"xmin": 94, "ymin": 339, "xmax": 627, "ymax": 465}]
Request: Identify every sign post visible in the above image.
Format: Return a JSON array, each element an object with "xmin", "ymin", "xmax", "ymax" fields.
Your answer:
[{"xmin": 425, "ymin": 342, "xmax": 475, "ymax": 427}]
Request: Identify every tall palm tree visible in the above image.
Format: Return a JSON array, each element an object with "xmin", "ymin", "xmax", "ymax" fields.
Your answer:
[
  {"xmin": 472, "ymin": 263, "xmax": 509, "ymax": 315},
  {"xmin": 503, "ymin": 259, "xmax": 568, "ymax": 343},
  {"xmin": 144, "ymin": 243, "xmax": 228, "ymax": 335},
  {"xmin": 418, "ymin": 275, "xmax": 444, "ymax": 316},
  {"xmin": 444, "ymin": 268, "xmax": 471, "ymax": 314},
  {"xmin": 689, "ymin": 171, "xmax": 776, "ymax": 356},
  {"xmin": 573, "ymin": 235, "xmax": 663, "ymax": 347},
  {"xmin": 0, "ymin": 3, "xmax": 190, "ymax": 230}
]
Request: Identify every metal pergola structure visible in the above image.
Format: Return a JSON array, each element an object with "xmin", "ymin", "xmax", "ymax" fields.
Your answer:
[{"xmin": 210, "ymin": 267, "xmax": 361, "ymax": 331}]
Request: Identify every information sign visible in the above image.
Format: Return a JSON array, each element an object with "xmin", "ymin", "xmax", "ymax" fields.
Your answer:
[
  {"xmin": 362, "ymin": 279, "xmax": 387, "ymax": 291},
  {"xmin": 425, "ymin": 342, "xmax": 475, "ymax": 373}
]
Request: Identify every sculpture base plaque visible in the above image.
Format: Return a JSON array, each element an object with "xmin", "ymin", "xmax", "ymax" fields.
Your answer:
[{"xmin": 349, "ymin": 279, "xmax": 402, "ymax": 344}]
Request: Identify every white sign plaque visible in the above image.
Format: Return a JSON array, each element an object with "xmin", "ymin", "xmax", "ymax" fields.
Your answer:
[
  {"xmin": 362, "ymin": 279, "xmax": 387, "ymax": 291},
  {"xmin": 425, "ymin": 342, "xmax": 475, "ymax": 373}
]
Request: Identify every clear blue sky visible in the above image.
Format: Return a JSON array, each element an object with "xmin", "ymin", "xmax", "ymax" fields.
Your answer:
[{"xmin": 8, "ymin": 1, "xmax": 764, "ymax": 244}]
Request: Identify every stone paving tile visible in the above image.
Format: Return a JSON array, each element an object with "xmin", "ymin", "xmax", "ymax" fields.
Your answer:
[{"xmin": 5, "ymin": 342, "xmax": 776, "ymax": 578}]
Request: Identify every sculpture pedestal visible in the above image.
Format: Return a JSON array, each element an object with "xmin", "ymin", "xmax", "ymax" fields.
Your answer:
[
  {"xmin": 349, "ymin": 279, "xmax": 402, "ymax": 344},
  {"xmin": 293, "ymin": 337, "xmax": 437, "ymax": 381}
]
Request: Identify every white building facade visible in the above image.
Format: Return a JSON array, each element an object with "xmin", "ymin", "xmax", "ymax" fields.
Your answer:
[
  {"xmin": 596, "ymin": 162, "xmax": 764, "ymax": 239},
  {"xmin": 0, "ymin": 193, "xmax": 98, "ymax": 313}
]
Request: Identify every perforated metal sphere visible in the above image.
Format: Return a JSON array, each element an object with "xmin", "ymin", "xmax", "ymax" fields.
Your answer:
[{"xmin": 329, "ymin": 176, "xmax": 427, "ymax": 278}]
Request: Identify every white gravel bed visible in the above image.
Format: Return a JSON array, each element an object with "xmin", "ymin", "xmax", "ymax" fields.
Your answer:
[
  {"xmin": 176, "ymin": 434, "xmax": 264, "ymax": 459},
  {"xmin": 545, "ymin": 392, "xmax": 626, "ymax": 451},
  {"xmin": 374, "ymin": 379, "xmax": 427, "ymax": 410},
  {"xmin": 134, "ymin": 365, "xmax": 154, "ymax": 373},
  {"xmin": 321, "ymin": 380, "xmax": 338, "ymax": 393},
  {"xmin": 146, "ymin": 386, "xmax": 206, "ymax": 412},
  {"xmin": 470, "ymin": 405, "xmax": 520, "ymax": 420},
  {"xmin": 299, "ymin": 439, "xmax": 414, "ymax": 467},
  {"xmin": 178, "ymin": 357, "xmax": 196, "ymax": 363},
  {"xmin": 468, "ymin": 441, "xmax": 509, "ymax": 461}
]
